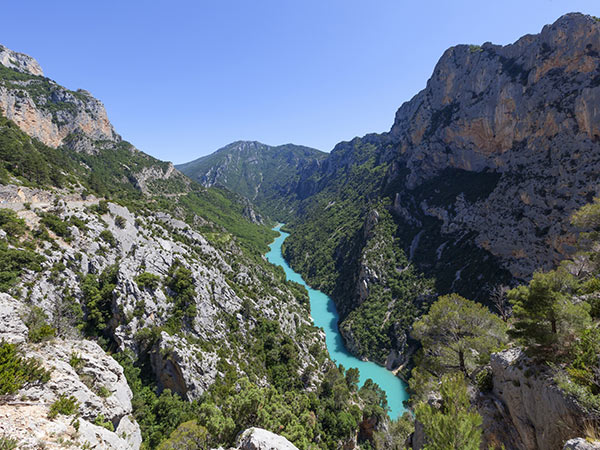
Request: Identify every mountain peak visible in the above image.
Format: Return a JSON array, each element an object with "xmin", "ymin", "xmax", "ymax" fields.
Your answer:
[{"xmin": 0, "ymin": 44, "xmax": 43, "ymax": 76}]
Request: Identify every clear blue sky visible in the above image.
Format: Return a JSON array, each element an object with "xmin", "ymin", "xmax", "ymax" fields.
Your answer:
[{"xmin": 2, "ymin": 1, "xmax": 599, "ymax": 163}]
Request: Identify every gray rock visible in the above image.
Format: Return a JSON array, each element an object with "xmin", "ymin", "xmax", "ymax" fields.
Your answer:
[
  {"xmin": 479, "ymin": 348, "xmax": 587, "ymax": 450},
  {"xmin": 236, "ymin": 427, "xmax": 299, "ymax": 450},
  {"xmin": 564, "ymin": 438, "xmax": 600, "ymax": 450},
  {"xmin": 0, "ymin": 293, "xmax": 28, "ymax": 344}
]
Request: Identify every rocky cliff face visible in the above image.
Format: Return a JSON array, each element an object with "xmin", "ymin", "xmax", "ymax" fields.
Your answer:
[
  {"xmin": 477, "ymin": 349, "xmax": 592, "ymax": 450},
  {"xmin": 0, "ymin": 43, "xmax": 118, "ymax": 151},
  {"xmin": 384, "ymin": 12, "xmax": 600, "ymax": 281},
  {"xmin": 0, "ymin": 44, "xmax": 44, "ymax": 76}
]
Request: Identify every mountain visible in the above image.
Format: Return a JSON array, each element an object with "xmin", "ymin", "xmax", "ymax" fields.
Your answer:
[
  {"xmin": 177, "ymin": 140, "xmax": 327, "ymax": 220},
  {"xmin": 0, "ymin": 45, "xmax": 392, "ymax": 450},
  {"xmin": 197, "ymin": 13, "xmax": 600, "ymax": 370}
]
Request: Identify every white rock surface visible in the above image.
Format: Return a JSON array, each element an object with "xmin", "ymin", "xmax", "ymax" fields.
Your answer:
[{"xmin": 236, "ymin": 427, "xmax": 300, "ymax": 450}]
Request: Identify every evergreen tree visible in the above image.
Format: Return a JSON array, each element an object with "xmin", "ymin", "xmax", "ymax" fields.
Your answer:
[
  {"xmin": 415, "ymin": 373, "xmax": 482, "ymax": 450},
  {"xmin": 508, "ymin": 270, "xmax": 590, "ymax": 354},
  {"xmin": 412, "ymin": 294, "xmax": 507, "ymax": 377}
]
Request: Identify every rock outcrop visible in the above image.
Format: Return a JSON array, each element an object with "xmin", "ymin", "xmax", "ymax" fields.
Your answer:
[
  {"xmin": 236, "ymin": 427, "xmax": 300, "ymax": 450},
  {"xmin": 0, "ymin": 44, "xmax": 43, "ymax": 76},
  {"xmin": 0, "ymin": 294, "xmax": 141, "ymax": 449},
  {"xmin": 479, "ymin": 348, "xmax": 590, "ymax": 450},
  {"xmin": 564, "ymin": 438, "xmax": 600, "ymax": 450},
  {"xmin": 0, "ymin": 43, "xmax": 119, "ymax": 150}
]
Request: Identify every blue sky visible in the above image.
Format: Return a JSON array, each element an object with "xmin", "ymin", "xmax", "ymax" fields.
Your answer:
[{"xmin": 2, "ymin": 1, "xmax": 600, "ymax": 163}]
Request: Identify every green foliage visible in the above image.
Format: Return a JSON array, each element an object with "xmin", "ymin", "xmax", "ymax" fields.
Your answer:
[
  {"xmin": 99, "ymin": 229, "xmax": 116, "ymax": 247},
  {"xmin": 69, "ymin": 352, "xmax": 85, "ymax": 371},
  {"xmin": 135, "ymin": 272, "xmax": 161, "ymax": 291},
  {"xmin": 468, "ymin": 44, "xmax": 483, "ymax": 53},
  {"xmin": 0, "ymin": 115, "xmax": 79, "ymax": 188},
  {"xmin": 81, "ymin": 264, "xmax": 118, "ymax": 336},
  {"xmin": 176, "ymin": 141, "xmax": 327, "ymax": 223},
  {"xmin": 40, "ymin": 212, "xmax": 71, "ymax": 239},
  {"xmin": 340, "ymin": 207, "xmax": 434, "ymax": 363},
  {"xmin": 164, "ymin": 260, "xmax": 197, "ymax": 332},
  {"xmin": 415, "ymin": 373, "xmax": 482, "ymax": 450},
  {"xmin": 48, "ymin": 394, "xmax": 79, "ymax": 419},
  {"xmin": 0, "ymin": 435, "xmax": 18, "ymax": 450},
  {"xmin": 475, "ymin": 368, "xmax": 493, "ymax": 393},
  {"xmin": 97, "ymin": 385, "xmax": 111, "ymax": 398},
  {"xmin": 509, "ymin": 270, "xmax": 590, "ymax": 355},
  {"xmin": 0, "ymin": 240, "xmax": 44, "ymax": 292},
  {"xmin": 412, "ymin": 294, "xmax": 507, "ymax": 380},
  {"xmin": 25, "ymin": 306, "xmax": 56, "ymax": 342},
  {"xmin": 115, "ymin": 215, "xmax": 127, "ymax": 228},
  {"xmin": 0, "ymin": 209, "xmax": 27, "ymax": 241},
  {"xmin": 252, "ymin": 319, "xmax": 301, "ymax": 392},
  {"xmin": 93, "ymin": 413, "xmax": 115, "ymax": 431},
  {"xmin": 157, "ymin": 420, "xmax": 208, "ymax": 450},
  {"xmin": 0, "ymin": 340, "xmax": 50, "ymax": 395}
]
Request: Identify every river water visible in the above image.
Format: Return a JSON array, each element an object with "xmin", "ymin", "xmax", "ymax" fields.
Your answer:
[{"xmin": 265, "ymin": 225, "xmax": 408, "ymax": 419}]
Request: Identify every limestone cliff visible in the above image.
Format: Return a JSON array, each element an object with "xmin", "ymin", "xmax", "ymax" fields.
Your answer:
[{"xmin": 0, "ymin": 43, "xmax": 118, "ymax": 151}]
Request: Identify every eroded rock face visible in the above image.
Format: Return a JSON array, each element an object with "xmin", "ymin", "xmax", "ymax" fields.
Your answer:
[
  {"xmin": 0, "ymin": 44, "xmax": 118, "ymax": 150},
  {"xmin": 480, "ymin": 348, "xmax": 588, "ymax": 450},
  {"xmin": 0, "ymin": 44, "xmax": 43, "ymax": 75},
  {"xmin": 0, "ymin": 301, "xmax": 141, "ymax": 449},
  {"xmin": 236, "ymin": 427, "xmax": 300, "ymax": 450},
  {"xmin": 564, "ymin": 438, "xmax": 600, "ymax": 450},
  {"xmin": 384, "ymin": 13, "xmax": 600, "ymax": 282}
]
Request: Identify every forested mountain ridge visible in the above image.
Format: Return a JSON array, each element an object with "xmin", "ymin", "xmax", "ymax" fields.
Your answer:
[{"xmin": 177, "ymin": 140, "xmax": 327, "ymax": 221}]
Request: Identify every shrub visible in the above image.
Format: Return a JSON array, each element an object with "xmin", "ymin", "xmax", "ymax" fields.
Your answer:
[
  {"xmin": 48, "ymin": 394, "xmax": 79, "ymax": 419},
  {"xmin": 115, "ymin": 215, "xmax": 126, "ymax": 229},
  {"xmin": 0, "ymin": 340, "xmax": 50, "ymax": 395},
  {"xmin": 97, "ymin": 385, "xmax": 111, "ymax": 398},
  {"xmin": 475, "ymin": 368, "xmax": 493, "ymax": 392},
  {"xmin": 135, "ymin": 272, "xmax": 161, "ymax": 291},
  {"xmin": 0, "ymin": 435, "xmax": 18, "ymax": 450},
  {"xmin": 99, "ymin": 230, "xmax": 116, "ymax": 247},
  {"xmin": 69, "ymin": 352, "xmax": 85, "ymax": 371},
  {"xmin": 93, "ymin": 413, "xmax": 114, "ymax": 431},
  {"xmin": 25, "ymin": 306, "xmax": 56, "ymax": 343},
  {"xmin": 0, "ymin": 241, "xmax": 44, "ymax": 292},
  {"xmin": 0, "ymin": 209, "xmax": 27, "ymax": 239},
  {"xmin": 40, "ymin": 212, "xmax": 71, "ymax": 239}
]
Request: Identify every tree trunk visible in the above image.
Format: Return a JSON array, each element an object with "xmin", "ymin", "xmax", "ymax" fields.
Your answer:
[{"xmin": 459, "ymin": 350, "xmax": 468, "ymax": 376}]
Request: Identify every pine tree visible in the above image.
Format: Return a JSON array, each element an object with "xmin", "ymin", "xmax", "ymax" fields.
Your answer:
[
  {"xmin": 415, "ymin": 373, "xmax": 482, "ymax": 450},
  {"xmin": 412, "ymin": 294, "xmax": 507, "ymax": 377}
]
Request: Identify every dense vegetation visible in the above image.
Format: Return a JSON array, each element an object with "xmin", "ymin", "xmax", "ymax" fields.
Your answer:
[
  {"xmin": 0, "ymin": 340, "xmax": 50, "ymax": 395},
  {"xmin": 339, "ymin": 207, "xmax": 434, "ymax": 364},
  {"xmin": 177, "ymin": 141, "xmax": 327, "ymax": 222}
]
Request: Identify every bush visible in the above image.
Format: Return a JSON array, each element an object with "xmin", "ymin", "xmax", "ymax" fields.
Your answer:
[
  {"xmin": 40, "ymin": 212, "xmax": 71, "ymax": 239},
  {"xmin": 475, "ymin": 368, "xmax": 493, "ymax": 392},
  {"xmin": 115, "ymin": 215, "xmax": 127, "ymax": 229},
  {"xmin": 0, "ymin": 241, "xmax": 44, "ymax": 292},
  {"xmin": 135, "ymin": 272, "xmax": 161, "ymax": 291},
  {"xmin": 48, "ymin": 394, "xmax": 79, "ymax": 419},
  {"xmin": 99, "ymin": 230, "xmax": 116, "ymax": 247},
  {"xmin": 0, "ymin": 209, "xmax": 27, "ymax": 239},
  {"xmin": 0, "ymin": 340, "xmax": 50, "ymax": 395},
  {"xmin": 0, "ymin": 435, "xmax": 18, "ymax": 450},
  {"xmin": 69, "ymin": 352, "xmax": 85, "ymax": 371},
  {"xmin": 93, "ymin": 413, "xmax": 114, "ymax": 431},
  {"xmin": 97, "ymin": 385, "xmax": 111, "ymax": 398},
  {"xmin": 25, "ymin": 306, "xmax": 56, "ymax": 343}
]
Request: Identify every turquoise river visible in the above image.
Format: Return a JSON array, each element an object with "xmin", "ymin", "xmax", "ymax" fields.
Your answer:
[{"xmin": 265, "ymin": 225, "xmax": 408, "ymax": 419}]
